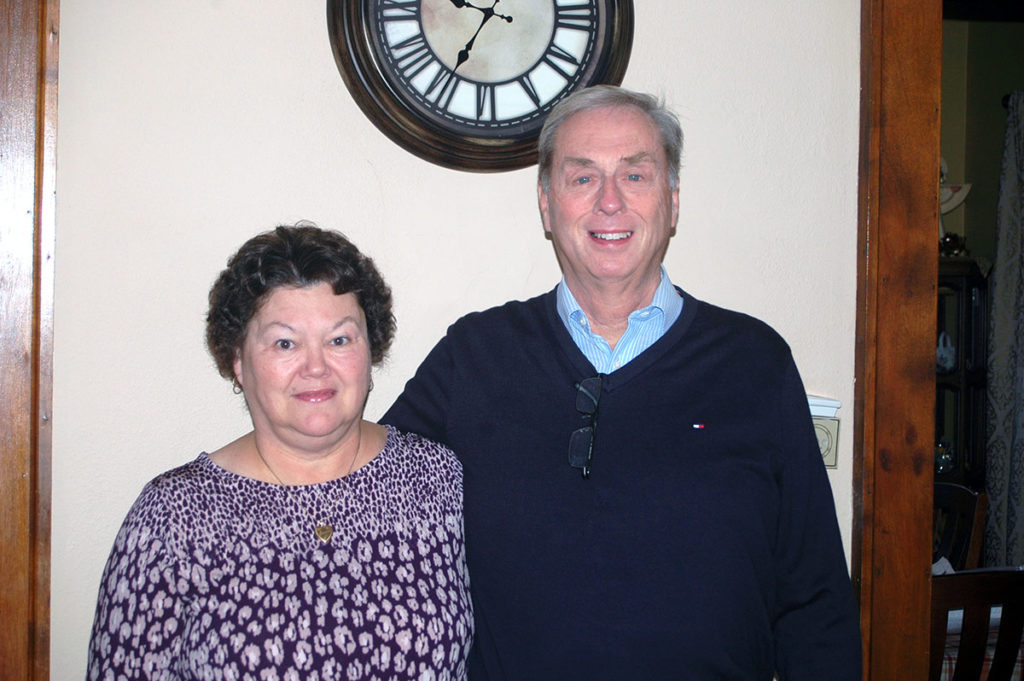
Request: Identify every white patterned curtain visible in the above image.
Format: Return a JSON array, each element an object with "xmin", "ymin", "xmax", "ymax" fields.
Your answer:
[{"xmin": 985, "ymin": 91, "xmax": 1024, "ymax": 567}]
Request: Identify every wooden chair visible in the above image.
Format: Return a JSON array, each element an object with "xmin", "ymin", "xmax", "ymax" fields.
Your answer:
[
  {"xmin": 934, "ymin": 483, "xmax": 988, "ymax": 571},
  {"xmin": 930, "ymin": 568, "xmax": 1024, "ymax": 681}
]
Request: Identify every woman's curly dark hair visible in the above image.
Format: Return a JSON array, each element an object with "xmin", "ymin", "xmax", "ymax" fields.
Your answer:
[{"xmin": 206, "ymin": 224, "xmax": 395, "ymax": 382}]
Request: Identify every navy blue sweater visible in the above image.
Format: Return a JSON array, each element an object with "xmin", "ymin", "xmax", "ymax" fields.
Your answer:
[{"xmin": 383, "ymin": 288, "xmax": 861, "ymax": 680}]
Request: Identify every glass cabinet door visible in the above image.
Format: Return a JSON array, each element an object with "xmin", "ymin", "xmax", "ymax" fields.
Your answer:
[{"xmin": 934, "ymin": 258, "xmax": 987, "ymax": 490}]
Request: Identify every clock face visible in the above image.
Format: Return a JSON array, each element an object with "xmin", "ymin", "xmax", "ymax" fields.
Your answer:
[{"xmin": 328, "ymin": 0, "xmax": 633, "ymax": 171}]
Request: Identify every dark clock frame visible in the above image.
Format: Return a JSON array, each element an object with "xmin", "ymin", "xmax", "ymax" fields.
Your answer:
[{"xmin": 327, "ymin": 0, "xmax": 634, "ymax": 172}]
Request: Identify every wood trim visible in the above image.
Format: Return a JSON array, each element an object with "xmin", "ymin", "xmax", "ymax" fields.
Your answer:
[
  {"xmin": 35, "ymin": 2, "xmax": 59, "ymax": 677},
  {"xmin": 852, "ymin": 0, "xmax": 881, "ymax": 667},
  {"xmin": 855, "ymin": 0, "xmax": 942, "ymax": 677},
  {"xmin": 0, "ymin": 0, "xmax": 58, "ymax": 678}
]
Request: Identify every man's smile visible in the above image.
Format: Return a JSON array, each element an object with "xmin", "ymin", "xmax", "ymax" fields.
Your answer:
[{"xmin": 590, "ymin": 231, "xmax": 633, "ymax": 241}]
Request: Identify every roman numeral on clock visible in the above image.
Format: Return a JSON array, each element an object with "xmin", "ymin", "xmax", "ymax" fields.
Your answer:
[
  {"xmin": 379, "ymin": 0, "xmax": 419, "ymax": 20},
  {"xmin": 555, "ymin": 3, "xmax": 597, "ymax": 32}
]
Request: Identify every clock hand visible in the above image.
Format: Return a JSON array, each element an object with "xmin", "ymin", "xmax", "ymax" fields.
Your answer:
[
  {"xmin": 455, "ymin": 36, "xmax": 477, "ymax": 70},
  {"xmin": 451, "ymin": 1, "xmax": 513, "ymax": 70},
  {"xmin": 449, "ymin": 0, "xmax": 512, "ymax": 21}
]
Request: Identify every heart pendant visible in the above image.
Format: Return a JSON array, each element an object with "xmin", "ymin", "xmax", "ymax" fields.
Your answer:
[{"xmin": 314, "ymin": 524, "xmax": 334, "ymax": 542}]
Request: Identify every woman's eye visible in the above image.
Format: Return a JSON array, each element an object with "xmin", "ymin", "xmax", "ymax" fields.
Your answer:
[
  {"xmin": 330, "ymin": 336, "xmax": 350, "ymax": 346},
  {"xmin": 275, "ymin": 339, "xmax": 294, "ymax": 350}
]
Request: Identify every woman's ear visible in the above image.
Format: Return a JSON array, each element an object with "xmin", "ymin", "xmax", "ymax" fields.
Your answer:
[{"xmin": 232, "ymin": 350, "xmax": 243, "ymax": 391}]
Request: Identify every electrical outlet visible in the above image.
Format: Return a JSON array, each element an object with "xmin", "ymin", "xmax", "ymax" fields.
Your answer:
[{"xmin": 813, "ymin": 417, "xmax": 840, "ymax": 468}]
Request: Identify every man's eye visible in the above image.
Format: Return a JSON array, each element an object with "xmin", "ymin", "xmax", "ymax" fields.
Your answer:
[
  {"xmin": 626, "ymin": 173, "xmax": 642, "ymax": 181},
  {"xmin": 573, "ymin": 176, "xmax": 592, "ymax": 185}
]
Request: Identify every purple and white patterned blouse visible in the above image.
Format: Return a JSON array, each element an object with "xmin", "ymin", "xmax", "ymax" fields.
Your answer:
[{"xmin": 87, "ymin": 426, "xmax": 473, "ymax": 680}]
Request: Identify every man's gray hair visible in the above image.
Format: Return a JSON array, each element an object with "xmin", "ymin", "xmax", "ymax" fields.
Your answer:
[{"xmin": 537, "ymin": 85, "xmax": 683, "ymax": 193}]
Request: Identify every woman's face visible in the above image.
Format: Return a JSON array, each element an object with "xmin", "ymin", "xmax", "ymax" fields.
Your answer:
[{"xmin": 233, "ymin": 283, "xmax": 372, "ymax": 454}]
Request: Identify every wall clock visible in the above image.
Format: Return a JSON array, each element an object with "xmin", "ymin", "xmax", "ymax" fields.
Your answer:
[{"xmin": 327, "ymin": 0, "xmax": 633, "ymax": 172}]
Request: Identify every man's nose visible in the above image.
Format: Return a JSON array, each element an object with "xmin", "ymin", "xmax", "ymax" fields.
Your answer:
[{"xmin": 597, "ymin": 179, "xmax": 625, "ymax": 213}]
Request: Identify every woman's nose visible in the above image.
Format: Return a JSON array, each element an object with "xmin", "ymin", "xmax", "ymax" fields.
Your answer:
[{"xmin": 302, "ymin": 346, "xmax": 329, "ymax": 377}]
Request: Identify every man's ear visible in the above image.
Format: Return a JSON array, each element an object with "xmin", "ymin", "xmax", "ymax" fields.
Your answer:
[
  {"xmin": 538, "ymin": 183, "xmax": 552, "ymax": 234},
  {"xmin": 670, "ymin": 185, "xmax": 680, "ymax": 235}
]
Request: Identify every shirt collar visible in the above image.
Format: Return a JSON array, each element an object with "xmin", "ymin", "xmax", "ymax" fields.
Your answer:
[{"xmin": 556, "ymin": 266, "xmax": 681, "ymax": 331}]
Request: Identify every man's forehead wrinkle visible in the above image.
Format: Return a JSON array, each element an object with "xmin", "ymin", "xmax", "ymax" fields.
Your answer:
[
  {"xmin": 560, "ymin": 150, "xmax": 654, "ymax": 168},
  {"xmin": 562, "ymin": 155, "xmax": 593, "ymax": 168},
  {"xmin": 623, "ymin": 151, "xmax": 654, "ymax": 165}
]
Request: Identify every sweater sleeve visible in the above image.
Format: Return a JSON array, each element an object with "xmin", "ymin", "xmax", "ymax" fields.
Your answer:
[
  {"xmin": 771, "ymin": 360, "xmax": 862, "ymax": 680},
  {"xmin": 381, "ymin": 333, "xmax": 455, "ymax": 446},
  {"xmin": 87, "ymin": 481, "xmax": 190, "ymax": 680}
]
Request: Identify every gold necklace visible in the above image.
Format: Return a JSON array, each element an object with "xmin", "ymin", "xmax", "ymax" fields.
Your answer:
[{"xmin": 254, "ymin": 437, "xmax": 360, "ymax": 543}]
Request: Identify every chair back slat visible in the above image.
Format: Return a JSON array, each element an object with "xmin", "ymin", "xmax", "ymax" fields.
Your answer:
[
  {"xmin": 930, "ymin": 569, "xmax": 1024, "ymax": 681},
  {"xmin": 989, "ymin": 600, "xmax": 1024, "ymax": 679},
  {"xmin": 952, "ymin": 605, "xmax": 994, "ymax": 680}
]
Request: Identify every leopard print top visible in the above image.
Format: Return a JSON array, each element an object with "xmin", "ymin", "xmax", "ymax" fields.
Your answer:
[{"xmin": 87, "ymin": 426, "xmax": 472, "ymax": 680}]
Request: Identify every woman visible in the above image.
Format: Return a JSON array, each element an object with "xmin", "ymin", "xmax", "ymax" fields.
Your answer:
[{"xmin": 87, "ymin": 224, "xmax": 473, "ymax": 680}]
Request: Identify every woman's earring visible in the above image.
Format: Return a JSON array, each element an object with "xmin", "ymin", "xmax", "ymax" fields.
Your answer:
[{"xmin": 232, "ymin": 379, "xmax": 242, "ymax": 395}]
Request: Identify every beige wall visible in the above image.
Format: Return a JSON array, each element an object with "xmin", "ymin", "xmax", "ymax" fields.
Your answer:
[{"xmin": 52, "ymin": 1, "xmax": 861, "ymax": 676}]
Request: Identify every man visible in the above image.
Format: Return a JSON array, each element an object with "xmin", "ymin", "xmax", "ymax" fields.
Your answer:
[{"xmin": 383, "ymin": 85, "xmax": 861, "ymax": 679}]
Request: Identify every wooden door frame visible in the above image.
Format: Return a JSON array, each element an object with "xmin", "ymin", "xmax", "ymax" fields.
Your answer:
[
  {"xmin": 854, "ymin": 0, "xmax": 941, "ymax": 677},
  {"xmin": 0, "ymin": 0, "xmax": 937, "ymax": 677},
  {"xmin": 0, "ymin": 1, "xmax": 58, "ymax": 679}
]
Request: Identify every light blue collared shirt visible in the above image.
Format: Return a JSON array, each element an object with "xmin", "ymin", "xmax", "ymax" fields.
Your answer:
[{"xmin": 556, "ymin": 267, "xmax": 684, "ymax": 374}]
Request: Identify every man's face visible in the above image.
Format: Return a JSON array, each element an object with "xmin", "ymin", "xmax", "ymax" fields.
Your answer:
[{"xmin": 539, "ymin": 105, "xmax": 679, "ymax": 296}]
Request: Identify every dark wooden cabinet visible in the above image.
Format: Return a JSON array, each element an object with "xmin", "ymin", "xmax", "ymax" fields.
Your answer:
[{"xmin": 935, "ymin": 257, "xmax": 988, "ymax": 490}]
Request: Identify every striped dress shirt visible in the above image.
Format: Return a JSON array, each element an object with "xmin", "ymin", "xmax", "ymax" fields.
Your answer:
[{"xmin": 555, "ymin": 267, "xmax": 684, "ymax": 374}]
